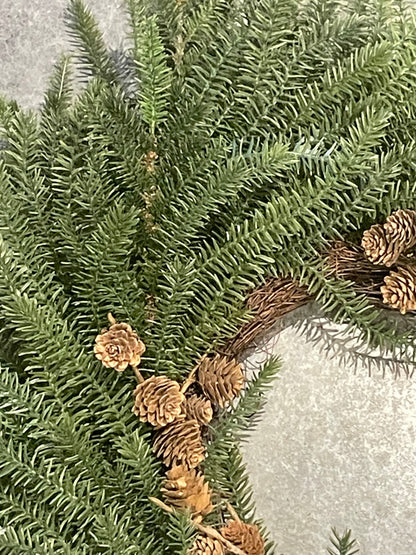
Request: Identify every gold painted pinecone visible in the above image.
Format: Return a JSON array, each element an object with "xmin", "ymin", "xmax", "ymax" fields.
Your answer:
[
  {"xmin": 184, "ymin": 395, "xmax": 213, "ymax": 426},
  {"xmin": 153, "ymin": 419, "xmax": 205, "ymax": 468},
  {"xmin": 189, "ymin": 536, "xmax": 224, "ymax": 555},
  {"xmin": 133, "ymin": 376, "xmax": 185, "ymax": 427},
  {"xmin": 220, "ymin": 521, "xmax": 265, "ymax": 555},
  {"xmin": 384, "ymin": 209, "xmax": 416, "ymax": 253},
  {"xmin": 381, "ymin": 266, "xmax": 416, "ymax": 314},
  {"xmin": 361, "ymin": 224, "xmax": 397, "ymax": 266},
  {"xmin": 197, "ymin": 355, "xmax": 244, "ymax": 407},
  {"xmin": 94, "ymin": 321, "xmax": 145, "ymax": 372},
  {"xmin": 162, "ymin": 465, "xmax": 213, "ymax": 517}
]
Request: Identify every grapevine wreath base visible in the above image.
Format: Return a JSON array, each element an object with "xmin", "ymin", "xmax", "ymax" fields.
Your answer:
[{"xmin": 93, "ymin": 209, "xmax": 416, "ymax": 554}]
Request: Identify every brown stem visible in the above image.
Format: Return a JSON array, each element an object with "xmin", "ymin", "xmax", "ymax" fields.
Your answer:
[
  {"xmin": 148, "ymin": 498, "xmax": 247, "ymax": 555},
  {"xmin": 225, "ymin": 501, "xmax": 241, "ymax": 523},
  {"xmin": 107, "ymin": 312, "xmax": 117, "ymax": 326},
  {"xmin": 180, "ymin": 354, "xmax": 207, "ymax": 394},
  {"xmin": 132, "ymin": 366, "xmax": 145, "ymax": 383},
  {"xmin": 149, "ymin": 497, "xmax": 173, "ymax": 513}
]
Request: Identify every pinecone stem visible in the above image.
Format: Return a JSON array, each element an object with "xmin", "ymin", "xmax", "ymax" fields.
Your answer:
[
  {"xmin": 132, "ymin": 365, "xmax": 145, "ymax": 383},
  {"xmin": 107, "ymin": 312, "xmax": 117, "ymax": 325},
  {"xmin": 225, "ymin": 502, "xmax": 241, "ymax": 523},
  {"xmin": 149, "ymin": 498, "xmax": 246, "ymax": 555},
  {"xmin": 149, "ymin": 496, "xmax": 174, "ymax": 513},
  {"xmin": 181, "ymin": 355, "xmax": 208, "ymax": 393}
]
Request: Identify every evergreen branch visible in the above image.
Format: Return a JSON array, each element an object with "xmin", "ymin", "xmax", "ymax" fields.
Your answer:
[
  {"xmin": 134, "ymin": 15, "xmax": 173, "ymax": 136},
  {"xmin": 0, "ymin": 488, "xmax": 88, "ymax": 554},
  {"xmin": 204, "ymin": 357, "xmax": 280, "ymax": 529},
  {"xmin": 66, "ymin": 0, "xmax": 117, "ymax": 83},
  {"xmin": 147, "ymin": 104, "xmax": 398, "ymax": 371},
  {"xmin": 213, "ymin": 356, "xmax": 281, "ymax": 442},
  {"xmin": 0, "ymin": 95, "xmax": 19, "ymax": 147},
  {"xmin": 295, "ymin": 315, "xmax": 416, "ymax": 378},
  {"xmin": 287, "ymin": 41, "xmax": 394, "ymax": 131},
  {"xmin": 116, "ymin": 430, "xmax": 163, "ymax": 498},
  {"xmin": 0, "ymin": 237, "xmax": 137, "ymax": 439},
  {"xmin": 0, "ymin": 526, "xmax": 83, "ymax": 555},
  {"xmin": 42, "ymin": 55, "xmax": 73, "ymax": 116},
  {"xmin": 164, "ymin": 511, "xmax": 197, "ymax": 555},
  {"xmin": 69, "ymin": 202, "xmax": 146, "ymax": 335},
  {"xmin": 0, "ymin": 432, "xmax": 149, "ymax": 552},
  {"xmin": 0, "ymin": 367, "xmax": 119, "ymax": 492},
  {"xmin": 149, "ymin": 142, "xmax": 296, "ymax": 272},
  {"xmin": 205, "ymin": 440, "xmax": 256, "ymax": 521},
  {"xmin": 327, "ymin": 527, "xmax": 360, "ymax": 555},
  {"xmin": 125, "ymin": 0, "xmax": 147, "ymax": 58}
]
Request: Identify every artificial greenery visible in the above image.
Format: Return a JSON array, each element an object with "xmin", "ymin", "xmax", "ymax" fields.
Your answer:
[
  {"xmin": 0, "ymin": 0, "xmax": 415, "ymax": 551},
  {"xmin": 327, "ymin": 528, "xmax": 360, "ymax": 555}
]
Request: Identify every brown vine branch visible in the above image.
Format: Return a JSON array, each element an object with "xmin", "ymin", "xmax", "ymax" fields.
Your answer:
[{"xmin": 148, "ymin": 497, "xmax": 247, "ymax": 555}]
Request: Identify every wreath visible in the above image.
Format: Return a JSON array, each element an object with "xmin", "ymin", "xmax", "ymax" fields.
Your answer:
[{"xmin": 0, "ymin": 1, "xmax": 416, "ymax": 554}]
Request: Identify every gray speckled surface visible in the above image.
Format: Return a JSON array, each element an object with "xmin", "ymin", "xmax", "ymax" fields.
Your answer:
[
  {"xmin": 243, "ymin": 329, "xmax": 416, "ymax": 554},
  {"xmin": 0, "ymin": 0, "xmax": 126, "ymax": 108},
  {"xmin": 2, "ymin": 3, "xmax": 416, "ymax": 554}
]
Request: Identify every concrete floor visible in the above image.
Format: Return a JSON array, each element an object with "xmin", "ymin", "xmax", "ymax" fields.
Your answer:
[
  {"xmin": 244, "ymin": 323, "xmax": 416, "ymax": 554},
  {"xmin": 2, "ymin": 2, "xmax": 416, "ymax": 554}
]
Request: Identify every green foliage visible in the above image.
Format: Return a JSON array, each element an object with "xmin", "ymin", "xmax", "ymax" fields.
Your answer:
[
  {"xmin": 0, "ymin": 0, "xmax": 415, "ymax": 551},
  {"xmin": 66, "ymin": 0, "xmax": 116, "ymax": 82},
  {"xmin": 327, "ymin": 527, "xmax": 360, "ymax": 555},
  {"xmin": 133, "ymin": 13, "xmax": 173, "ymax": 136}
]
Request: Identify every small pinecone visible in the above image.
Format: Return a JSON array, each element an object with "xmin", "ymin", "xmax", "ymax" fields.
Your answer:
[
  {"xmin": 220, "ymin": 521, "xmax": 265, "ymax": 555},
  {"xmin": 153, "ymin": 419, "xmax": 205, "ymax": 468},
  {"xmin": 162, "ymin": 465, "xmax": 213, "ymax": 517},
  {"xmin": 94, "ymin": 322, "xmax": 145, "ymax": 372},
  {"xmin": 381, "ymin": 266, "xmax": 416, "ymax": 314},
  {"xmin": 189, "ymin": 536, "xmax": 224, "ymax": 555},
  {"xmin": 384, "ymin": 209, "xmax": 416, "ymax": 253},
  {"xmin": 184, "ymin": 395, "xmax": 213, "ymax": 425},
  {"xmin": 133, "ymin": 376, "xmax": 184, "ymax": 427},
  {"xmin": 361, "ymin": 224, "xmax": 398, "ymax": 266},
  {"xmin": 197, "ymin": 355, "xmax": 244, "ymax": 407}
]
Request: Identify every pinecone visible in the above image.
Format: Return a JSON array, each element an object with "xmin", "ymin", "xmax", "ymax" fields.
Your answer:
[
  {"xmin": 384, "ymin": 209, "xmax": 416, "ymax": 253},
  {"xmin": 381, "ymin": 266, "xmax": 416, "ymax": 314},
  {"xmin": 189, "ymin": 536, "xmax": 224, "ymax": 555},
  {"xmin": 153, "ymin": 418, "xmax": 205, "ymax": 468},
  {"xmin": 162, "ymin": 465, "xmax": 213, "ymax": 517},
  {"xmin": 361, "ymin": 224, "xmax": 398, "ymax": 266},
  {"xmin": 362, "ymin": 209, "xmax": 416, "ymax": 267},
  {"xmin": 197, "ymin": 355, "xmax": 244, "ymax": 407},
  {"xmin": 133, "ymin": 376, "xmax": 185, "ymax": 427},
  {"xmin": 184, "ymin": 395, "xmax": 213, "ymax": 426},
  {"xmin": 94, "ymin": 321, "xmax": 145, "ymax": 372},
  {"xmin": 220, "ymin": 521, "xmax": 265, "ymax": 555}
]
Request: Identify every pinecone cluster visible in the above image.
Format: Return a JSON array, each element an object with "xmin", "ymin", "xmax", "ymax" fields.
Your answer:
[
  {"xmin": 360, "ymin": 209, "xmax": 416, "ymax": 314},
  {"xmin": 361, "ymin": 209, "xmax": 416, "ymax": 267},
  {"xmin": 93, "ymin": 312, "xmax": 264, "ymax": 553}
]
